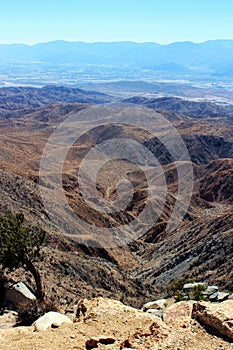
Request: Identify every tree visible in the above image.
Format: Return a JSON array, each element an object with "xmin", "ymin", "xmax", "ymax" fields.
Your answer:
[{"xmin": 0, "ymin": 212, "xmax": 46, "ymax": 301}]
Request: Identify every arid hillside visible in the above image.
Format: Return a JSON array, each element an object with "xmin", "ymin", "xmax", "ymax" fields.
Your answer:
[{"xmin": 0, "ymin": 85, "xmax": 232, "ymax": 309}]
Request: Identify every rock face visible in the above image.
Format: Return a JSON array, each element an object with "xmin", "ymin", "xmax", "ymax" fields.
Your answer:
[
  {"xmin": 33, "ymin": 311, "xmax": 72, "ymax": 332},
  {"xmin": 192, "ymin": 300, "xmax": 233, "ymax": 341},
  {"xmin": 5, "ymin": 282, "xmax": 36, "ymax": 309},
  {"xmin": 163, "ymin": 301, "xmax": 193, "ymax": 324}
]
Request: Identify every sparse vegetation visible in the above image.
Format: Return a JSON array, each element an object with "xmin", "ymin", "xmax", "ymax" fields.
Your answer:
[
  {"xmin": 174, "ymin": 290, "xmax": 184, "ymax": 302},
  {"xmin": 172, "ymin": 278, "xmax": 208, "ymax": 302},
  {"xmin": 172, "ymin": 278, "xmax": 194, "ymax": 292},
  {"xmin": 0, "ymin": 212, "xmax": 46, "ymax": 301},
  {"xmin": 192, "ymin": 285, "xmax": 208, "ymax": 302}
]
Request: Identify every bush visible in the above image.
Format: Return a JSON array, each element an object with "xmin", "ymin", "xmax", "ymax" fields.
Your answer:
[
  {"xmin": 175, "ymin": 290, "xmax": 184, "ymax": 302},
  {"xmin": 0, "ymin": 212, "xmax": 46, "ymax": 301},
  {"xmin": 192, "ymin": 285, "xmax": 208, "ymax": 301},
  {"xmin": 172, "ymin": 278, "xmax": 194, "ymax": 292},
  {"xmin": 173, "ymin": 279, "xmax": 208, "ymax": 302}
]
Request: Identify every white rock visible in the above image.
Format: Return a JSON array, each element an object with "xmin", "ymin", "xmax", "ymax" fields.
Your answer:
[
  {"xmin": 143, "ymin": 299, "xmax": 167, "ymax": 310},
  {"xmin": 34, "ymin": 311, "xmax": 72, "ymax": 331},
  {"xmin": 209, "ymin": 292, "xmax": 218, "ymax": 301},
  {"xmin": 146, "ymin": 309, "xmax": 163, "ymax": 318},
  {"xmin": 183, "ymin": 282, "xmax": 207, "ymax": 291},
  {"xmin": 217, "ymin": 292, "xmax": 230, "ymax": 302},
  {"xmin": 203, "ymin": 285, "xmax": 218, "ymax": 296}
]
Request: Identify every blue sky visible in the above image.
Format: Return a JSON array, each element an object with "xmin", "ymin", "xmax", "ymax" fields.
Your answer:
[{"xmin": 0, "ymin": 0, "xmax": 233, "ymax": 44}]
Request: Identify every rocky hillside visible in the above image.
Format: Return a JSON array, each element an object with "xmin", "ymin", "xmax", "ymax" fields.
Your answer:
[
  {"xmin": 0, "ymin": 87, "xmax": 233, "ymax": 312},
  {"xmin": 125, "ymin": 96, "xmax": 233, "ymax": 121},
  {"xmin": 0, "ymin": 85, "xmax": 112, "ymax": 116}
]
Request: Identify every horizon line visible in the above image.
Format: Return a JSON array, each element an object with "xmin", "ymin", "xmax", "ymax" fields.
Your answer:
[{"xmin": 1, "ymin": 38, "xmax": 233, "ymax": 46}]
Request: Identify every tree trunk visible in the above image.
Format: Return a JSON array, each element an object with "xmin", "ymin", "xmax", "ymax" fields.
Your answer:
[{"xmin": 23, "ymin": 258, "xmax": 45, "ymax": 301}]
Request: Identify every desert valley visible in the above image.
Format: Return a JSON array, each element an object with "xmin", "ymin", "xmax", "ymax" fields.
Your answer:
[{"xmin": 0, "ymin": 38, "xmax": 233, "ymax": 349}]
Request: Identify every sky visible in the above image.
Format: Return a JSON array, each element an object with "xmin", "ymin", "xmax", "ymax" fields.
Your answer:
[{"xmin": 0, "ymin": 0, "xmax": 233, "ymax": 45}]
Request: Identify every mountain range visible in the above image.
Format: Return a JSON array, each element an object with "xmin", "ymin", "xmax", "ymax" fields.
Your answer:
[{"xmin": 1, "ymin": 40, "xmax": 233, "ymax": 74}]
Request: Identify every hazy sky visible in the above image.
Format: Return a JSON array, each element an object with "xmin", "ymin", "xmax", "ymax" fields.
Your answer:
[{"xmin": 0, "ymin": 0, "xmax": 233, "ymax": 44}]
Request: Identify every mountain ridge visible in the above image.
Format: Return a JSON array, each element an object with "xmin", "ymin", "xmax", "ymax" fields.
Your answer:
[
  {"xmin": 3, "ymin": 38, "xmax": 233, "ymax": 47},
  {"xmin": 1, "ymin": 40, "xmax": 233, "ymax": 74}
]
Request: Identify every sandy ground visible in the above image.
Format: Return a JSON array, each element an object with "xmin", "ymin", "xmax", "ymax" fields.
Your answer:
[{"xmin": 0, "ymin": 298, "xmax": 233, "ymax": 350}]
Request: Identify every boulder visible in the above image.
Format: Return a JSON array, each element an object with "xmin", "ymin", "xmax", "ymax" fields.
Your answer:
[
  {"xmin": 146, "ymin": 309, "xmax": 163, "ymax": 318},
  {"xmin": 5, "ymin": 282, "xmax": 36, "ymax": 309},
  {"xmin": 163, "ymin": 301, "xmax": 193, "ymax": 323},
  {"xmin": 33, "ymin": 311, "xmax": 72, "ymax": 331},
  {"xmin": 203, "ymin": 285, "xmax": 218, "ymax": 296},
  {"xmin": 192, "ymin": 300, "xmax": 233, "ymax": 341},
  {"xmin": 217, "ymin": 292, "xmax": 230, "ymax": 302},
  {"xmin": 209, "ymin": 292, "xmax": 218, "ymax": 302},
  {"xmin": 142, "ymin": 299, "xmax": 167, "ymax": 311},
  {"xmin": 183, "ymin": 282, "xmax": 207, "ymax": 292}
]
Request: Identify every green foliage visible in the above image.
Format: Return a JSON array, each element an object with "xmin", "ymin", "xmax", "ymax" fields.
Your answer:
[
  {"xmin": 192, "ymin": 285, "xmax": 208, "ymax": 301},
  {"xmin": 175, "ymin": 290, "xmax": 184, "ymax": 302},
  {"xmin": 173, "ymin": 278, "xmax": 208, "ymax": 302},
  {"xmin": 172, "ymin": 278, "xmax": 194, "ymax": 292},
  {"xmin": 0, "ymin": 212, "xmax": 46, "ymax": 300},
  {"xmin": 0, "ymin": 212, "xmax": 46, "ymax": 270}
]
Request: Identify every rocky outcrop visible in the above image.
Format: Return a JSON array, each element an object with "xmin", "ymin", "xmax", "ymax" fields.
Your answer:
[
  {"xmin": 163, "ymin": 301, "xmax": 193, "ymax": 324},
  {"xmin": 1, "ymin": 297, "xmax": 233, "ymax": 349},
  {"xmin": 216, "ymin": 292, "xmax": 230, "ymax": 302},
  {"xmin": 182, "ymin": 282, "xmax": 230, "ymax": 303},
  {"xmin": 183, "ymin": 282, "xmax": 208, "ymax": 292},
  {"xmin": 142, "ymin": 299, "xmax": 167, "ymax": 311},
  {"xmin": 192, "ymin": 300, "xmax": 233, "ymax": 341},
  {"xmin": 33, "ymin": 311, "xmax": 72, "ymax": 331}
]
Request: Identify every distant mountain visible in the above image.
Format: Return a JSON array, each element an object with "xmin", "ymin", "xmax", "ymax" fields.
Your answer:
[
  {"xmin": 0, "ymin": 40, "xmax": 233, "ymax": 74},
  {"xmin": 125, "ymin": 96, "xmax": 233, "ymax": 120},
  {"xmin": 81, "ymin": 80, "xmax": 233, "ymax": 103}
]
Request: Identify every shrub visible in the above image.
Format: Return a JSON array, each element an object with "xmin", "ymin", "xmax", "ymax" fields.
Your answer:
[
  {"xmin": 192, "ymin": 285, "xmax": 208, "ymax": 301},
  {"xmin": 175, "ymin": 290, "xmax": 184, "ymax": 302},
  {"xmin": 0, "ymin": 212, "xmax": 46, "ymax": 301}
]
